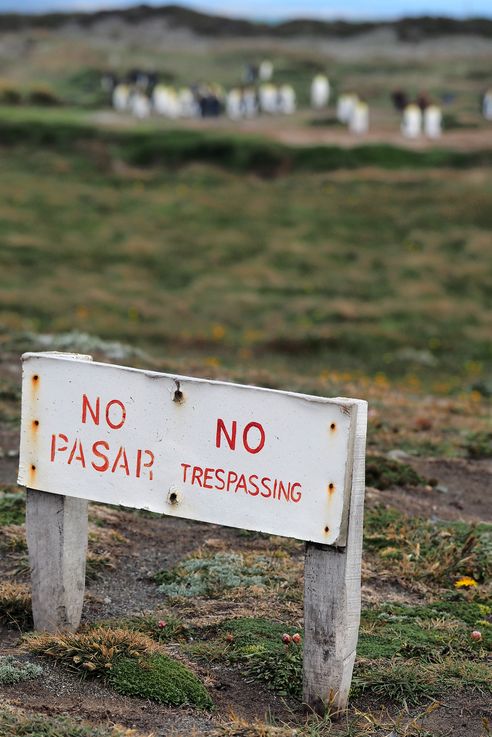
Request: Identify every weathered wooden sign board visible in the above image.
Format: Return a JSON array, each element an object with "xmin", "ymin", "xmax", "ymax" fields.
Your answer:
[{"xmin": 18, "ymin": 351, "xmax": 367, "ymax": 715}]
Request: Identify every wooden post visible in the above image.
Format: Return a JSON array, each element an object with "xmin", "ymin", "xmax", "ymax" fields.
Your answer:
[
  {"xmin": 303, "ymin": 400, "xmax": 367, "ymax": 716},
  {"xmin": 23, "ymin": 352, "xmax": 92, "ymax": 632},
  {"xmin": 26, "ymin": 490, "xmax": 88, "ymax": 632}
]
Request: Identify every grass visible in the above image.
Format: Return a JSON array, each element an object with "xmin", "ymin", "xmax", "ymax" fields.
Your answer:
[
  {"xmin": 1, "ymin": 129, "xmax": 492, "ymax": 405},
  {"xmin": 464, "ymin": 430, "xmax": 492, "ymax": 459},
  {"xmin": 0, "ymin": 582, "xmax": 32, "ymax": 629},
  {"xmin": 25, "ymin": 627, "xmax": 161, "ymax": 675},
  {"xmin": 188, "ymin": 617, "xmax": 303, "ymax": 697},
  {"xmin": 0, "ymin": 490, "xmax": 25, "ymax": 526},
  {"xmin": 94, "ymin": 611, "xmax": 193, "ymax": 644},
  {"xmin": 364, "ymin": 506, "xmax": 492, "ymax": 588},
  {"xmin": 183, "ymin": 593, "xmax": 491, "ymax": 703}
]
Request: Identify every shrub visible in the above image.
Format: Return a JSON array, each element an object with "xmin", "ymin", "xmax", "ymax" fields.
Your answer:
[
  {"xmin": 0, "ymin": 582, "xmax": 32, "ymax": 629},
  {"xmin": 0, "ymin": 82, "xmax": 22, "ymax": 105},
  {"xmin": 0, "ymin": 656, "xmax": 42, "ymax": 684},
  {"xmin": 109, "ymin": 654, "xmax": 213, "ymax": 708},
  {"xmin": 27, "ymin": 86, "xmax": 61, "ymax": 106},
  {"xmin": 243, "ymin": 647, "xmax": 302, "ymax": 697}
]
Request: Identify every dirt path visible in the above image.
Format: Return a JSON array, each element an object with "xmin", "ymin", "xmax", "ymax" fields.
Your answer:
[{"xmin": 91, "ymin": 108, "xmax": 492, "ymax": 152}]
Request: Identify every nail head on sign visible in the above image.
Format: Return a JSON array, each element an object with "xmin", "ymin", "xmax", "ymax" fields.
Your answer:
[{"xmin": 173, "ymin": 380, "xmax": 184, "ymax": 403}]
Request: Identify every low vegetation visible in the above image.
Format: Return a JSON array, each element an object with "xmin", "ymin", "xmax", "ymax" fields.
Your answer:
[
  {"xmin": 0, "ymin": 490, "xmax": 25, "ymax": 526},
  {"xmin": 464, "ymin": 430, "xmax": 492, "ymax": 459},
  {"xmin": 156, "ymin": 552, "xmax": 286, "ymax": 598},
  {"xmin": 0, "ymin": 656, "xmax": 43, "ymax": 685},
  {"xmin": 108, "ymin": 654, "xmax": 213, "ymax": 708},
  {"xmin": 364, "ymin": 506, "xmax": 492, "ymax": 588},
  {"xmin": 365, "ymin": 456, "xmax": 426, "ymax": 490},
  {"xmin": 25, "ymin": 626, "xmax": 212, "ymax": 708},
  {"xmin": 0, "ymin": 705, "xmax": 151, "ymax": 737},
  {"xmin": 0, "ymin": 582, "xmax": 32, "ymax": 629}
]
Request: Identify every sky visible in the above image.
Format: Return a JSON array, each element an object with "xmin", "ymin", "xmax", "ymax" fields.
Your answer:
[{"xmin": 3, "ymin": 0, "xmax": 491, "ymax": 20}]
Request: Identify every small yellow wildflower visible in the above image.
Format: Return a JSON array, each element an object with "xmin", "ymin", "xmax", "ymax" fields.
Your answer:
[
  {"xmin": 211, "ymin": 324, "xmax": 226, "ymax": 341},
  {"xmin": 454, "ymin": 576, "xmax": 478, "ymax": 589}
]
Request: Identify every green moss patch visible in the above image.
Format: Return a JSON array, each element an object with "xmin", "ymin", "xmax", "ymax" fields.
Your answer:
[
  {"xmin": 108, "ymin": 654, "xmax": 213, "ymax": 709},
  {"xmin": 365, "ymin": 455, "xmax": 425, "ymax": 489}
]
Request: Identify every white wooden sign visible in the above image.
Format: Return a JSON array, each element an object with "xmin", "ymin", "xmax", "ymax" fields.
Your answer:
[
  {"xmin": 19, "ymin": 352, "xmax": 361, "ymax": 546},
  {"xmin": 18, "ymin": 351, "xmax": 367, "ymax": 716}
]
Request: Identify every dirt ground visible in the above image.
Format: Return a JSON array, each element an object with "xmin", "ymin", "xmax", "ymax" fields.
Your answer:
[{"xmin": 91, "ymin": 108, "xmax": 492, "ymax": 153}]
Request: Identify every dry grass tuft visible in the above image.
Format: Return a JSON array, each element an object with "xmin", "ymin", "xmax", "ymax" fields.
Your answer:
[
  {"xmin": 0, "ymin": 581, "xmax": 32, "ymax": 628},
  {"xmin": 24, "ymin": 627, "xmax": 161, "ymax": 676},
  {"xmin": 0, "ymin": 524, "xmax": 27, "ymax": 552}
]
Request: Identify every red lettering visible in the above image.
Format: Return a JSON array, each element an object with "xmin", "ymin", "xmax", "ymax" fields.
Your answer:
[
  {"xmin": 248, "ymin": 474, "xmax": 259, "ymax": 496},
  {"xmin": 105, "ymin": 400, "xmax": 126, "ymax": 430},
  {"xmin": 226, "ymin": 471, "xmax": 238, "ymax": 491},
  {"xmin": 216, "ymin": 419, "xmax": 237, "ymax": 450},
  {"xmin": 111, "ymin": 446, "xmax": 130, "ymax": 475},
  {"xmin": 191, "ymin": 466, "xmax": 203, "ymax": 486},
  {"xmin": 82, "ymin": 395, "xmax": 100, "ymax": 426},
  {"xmin": 277, "ymin": 480, "xmax": 289, "ymax": 501},
  {"xmin": 91, "ymin": 441, "xmax": 109, "ymax": 472},
  {"xmin": 203, "ymin": 467, "xmax": 214, "ymax": 489},
  {"xmin": 242, "ymin": 422, "xmax": 265, "ymax": 454},
  {"xmin": 181, "ymin": 463, "xmax": 191, "ymax": 482},
  {"xmin": 260, "ymin": 476, "xmax": 272, "ymax": 498},
  {"xmin": 51, "ymin": 433, "xmax": 68, "ymax": 462},
  {"xmin": 136, "ymin": 449, "xmax": 154, "ymax": 481},
  {"xmin": 236, "ymin": 474, "xmax": 248, "ymax": 493},
  {"xmin": 215, "ymin": 468, "xmax": 225, "ymax": 490},
  {"xmin": 290, "ymin": 482, "xmax": 302, "ymax": 503},
  {"xmin": 68, "ymin": 439, "xmax": 86, "ymax": 467}
]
